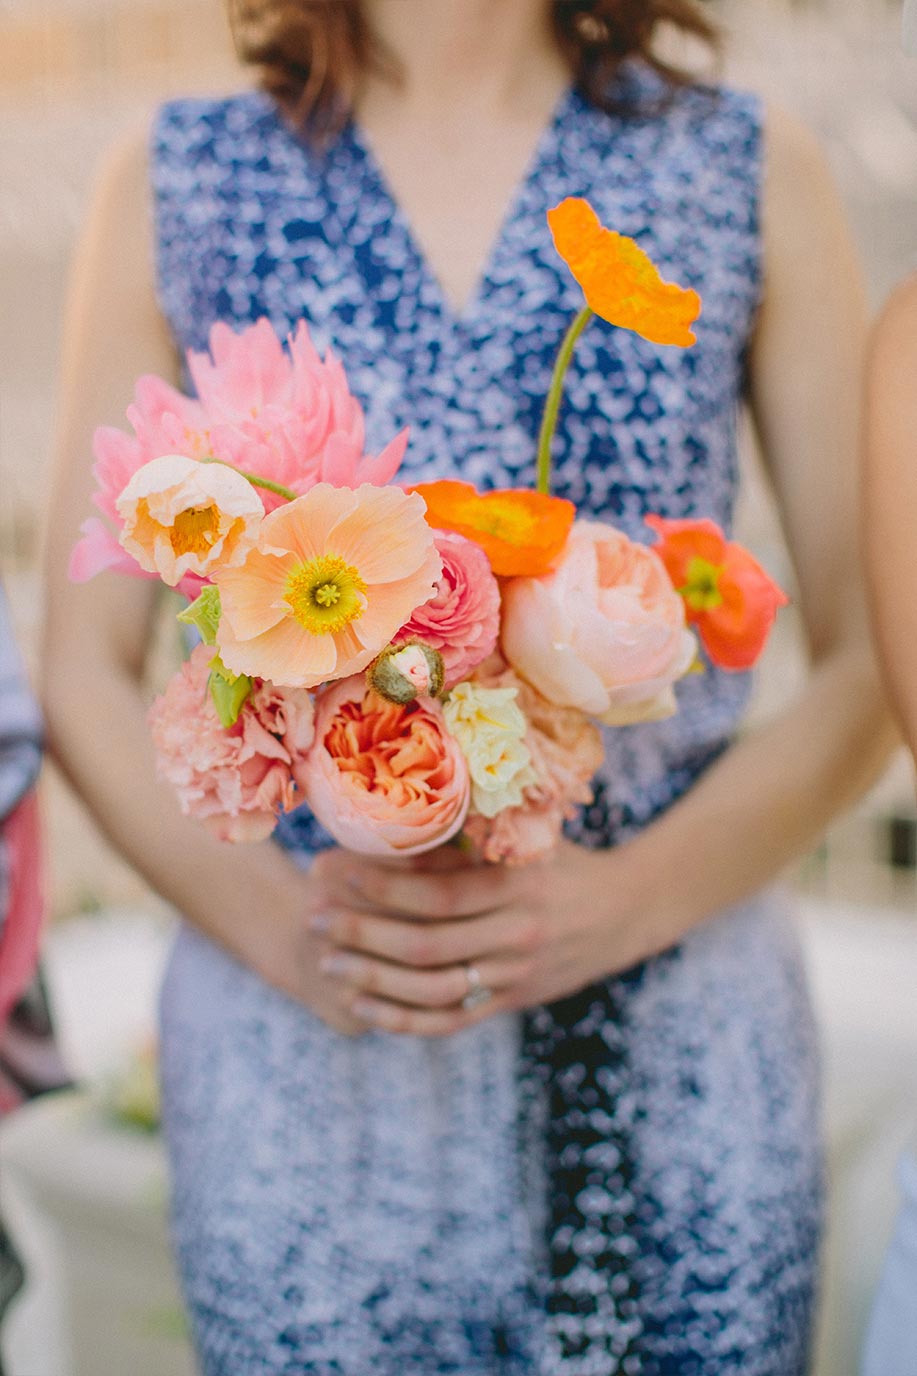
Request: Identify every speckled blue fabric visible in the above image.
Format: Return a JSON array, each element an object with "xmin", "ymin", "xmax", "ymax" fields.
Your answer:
[{"xmin": 153, "ymin": 70, "xmax": 822, "ymax": 1375}]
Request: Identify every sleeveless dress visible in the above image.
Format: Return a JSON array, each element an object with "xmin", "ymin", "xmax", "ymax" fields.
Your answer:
[{"xmin": 152, "ymin": 70, "xmax": 823, "ymax": 1376}]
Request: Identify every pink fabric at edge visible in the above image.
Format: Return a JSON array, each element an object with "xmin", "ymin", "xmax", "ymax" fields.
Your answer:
[{"xmin": 0, "ymin": 790, "xmax": 45, "ymax": 1028}]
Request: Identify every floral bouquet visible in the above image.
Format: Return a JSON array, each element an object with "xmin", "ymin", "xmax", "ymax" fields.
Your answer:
[{"xmin": 72, "ymin": 199, "xmax": 786, "ymax": 864}]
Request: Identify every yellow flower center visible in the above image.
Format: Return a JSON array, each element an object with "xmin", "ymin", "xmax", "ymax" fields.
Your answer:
[
  {"xmin": 170, "ymin": 505, "xmax": 221, "ymax": 558},
  {"xmin": 454, "ymin": 495, "xmax": 534, "ymax": 542},
  {"xmin": 284, "ymin": 555, "xmax": 367, "ymax": 635},
  {"xmin": 680, "ymin": 556, "xmax": 724, "ymax": 612}
]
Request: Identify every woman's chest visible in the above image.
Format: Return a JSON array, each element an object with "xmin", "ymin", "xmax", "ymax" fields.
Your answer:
[{"xmin": 158, "ymin": 91, "xmax": 761, "ymax": 528}]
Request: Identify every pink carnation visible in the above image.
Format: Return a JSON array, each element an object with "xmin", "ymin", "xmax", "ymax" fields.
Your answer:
[
  {"xmin": 462, "ymin": 659, "xmax": 604, "ymax": 866},
  {"xmin": 149, "ymin": 644, "xmax": 315, "ymax": 842},
  {"xmin": 395, "ymin": 530, "xmax": 500, "ymax": 689},
  {"xmin": 71, "ymin": 317, "xmax": 408, "ymax": 582}
]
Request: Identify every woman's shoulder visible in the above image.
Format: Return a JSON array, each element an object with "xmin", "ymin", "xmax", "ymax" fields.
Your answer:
[
  {"xmin": 151, "ymin": 89, "xmax": 283, "ymax": 165},
  {"xmin": 870, "ymin": 272, "xmax": 917, "ymax": 372},
  {"xmin": 614, "ymin": 64, "xmax": 763, "ymax": 143},
  {"xmin": 757, "ymin": 101, "xmax": 848, "ymax": 244},
  {"xmin": 761, "ymin": 102, "xmax": 830, "ymax": 179}
]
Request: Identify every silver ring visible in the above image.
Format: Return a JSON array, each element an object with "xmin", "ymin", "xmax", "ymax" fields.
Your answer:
[{"xmin": 461, "ymin": 964, "xmax": 492, "ymax": 1011}]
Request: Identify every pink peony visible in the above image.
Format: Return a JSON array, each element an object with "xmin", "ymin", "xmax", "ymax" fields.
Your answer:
[
  {"xmin": 149, "ymin": 644, "xmax": 315, "ymax": 842},
  {"xmin": 394, "ymin": 530, "xmax": 500, "ymax": 689},
  {"xmin": 501, "ymin": 520, "xmax": 696, "ymax": 725},
  {"xmin": 461, "ymin": 659, "xmax": 604, "ymax": 866},
  {"xmin": 297, "ymin": 678, "xmax": 470, "ymax": 857},
  {"xmin": 71, "ymin": 318, "xmax": 408, "ymax": 582}
]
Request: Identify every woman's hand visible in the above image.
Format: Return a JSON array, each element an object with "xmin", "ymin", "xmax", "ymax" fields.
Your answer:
[{"xmin": 306, "ymin": 841, "xmax": 652, "ymax": 1036}]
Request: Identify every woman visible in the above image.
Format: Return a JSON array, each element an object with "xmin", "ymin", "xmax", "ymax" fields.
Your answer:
[
  {"xmin": 861, "ymin": 276, "xmax": 917, "ymax": 1375},
  {"xmin": 42, "ymin": 1, "xmax": 893, "ymax": 1371}
]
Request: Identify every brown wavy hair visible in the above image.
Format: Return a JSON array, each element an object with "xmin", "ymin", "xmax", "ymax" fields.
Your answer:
[{"xmin": 228, "ymin": 0, "xmax": 720, "ymax": 137}]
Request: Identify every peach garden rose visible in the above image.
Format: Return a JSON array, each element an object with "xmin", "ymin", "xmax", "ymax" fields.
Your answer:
[
  {"xmin": 297, "ymin": 678, "xmax": 470, "ymax": 857},
  {"xmin": 501, "ymin": 520, "xmax": 697, "ymax": 725}
]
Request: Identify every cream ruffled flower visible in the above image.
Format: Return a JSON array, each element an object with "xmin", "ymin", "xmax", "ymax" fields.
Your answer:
[
  {"xmin": 116, "ymin": 454, "xmax": 263, "ymax": 587},
  {"xmin": 442, "ymin": 681, "xmax": 537, "ymax": 818}
]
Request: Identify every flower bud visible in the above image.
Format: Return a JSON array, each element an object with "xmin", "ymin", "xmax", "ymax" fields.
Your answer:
[{"xmin": 367, "ymin": 641, "xmax": 445, "ymax": 704}]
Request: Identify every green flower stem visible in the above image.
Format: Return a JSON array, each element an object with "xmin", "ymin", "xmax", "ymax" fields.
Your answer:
[
  {"xmin": 535, "ymin": 305, "xmax": 594, "ymax": 496},
  {"xmin": 235, "ymin": 470, "xmax": 297, "ymax": 502},
  {"xmin": 201, "ymin": 455, "xmax": 296, "ymax": 503}
]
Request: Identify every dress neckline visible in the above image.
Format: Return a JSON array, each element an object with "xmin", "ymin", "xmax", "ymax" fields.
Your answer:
[{"xmin": 341, "ymin": 84, "xmax": 577, "ymax": 328}]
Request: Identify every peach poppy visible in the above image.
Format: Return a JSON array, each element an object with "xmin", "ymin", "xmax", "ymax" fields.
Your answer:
[
  {"xmin": 410, "ymin": 480, "xmax": 575, "ymax": 577},
  {"xmin": 645, "ymin": 515, "xmax": 789, "ymax": 671},
  {"xmin": 213, "ymin": 483, "xmax": 442, "ymax": 689},
  {"xmin": 547, "ymin": 197, "xmax": 702, "ymax": 347}
]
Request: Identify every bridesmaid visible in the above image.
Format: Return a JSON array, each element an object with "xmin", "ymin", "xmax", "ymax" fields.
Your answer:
[
  {"xmin": 862, "ymin": 275, "xmax": 917, "ymax": 1376},
  {"xmin": 43, "ymin": 1, "xmax": 895, "ymax": 1371}
]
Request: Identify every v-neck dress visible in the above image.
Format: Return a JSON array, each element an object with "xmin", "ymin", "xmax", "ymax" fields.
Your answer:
[{"xmin": 152, "ymin": 72, "xmax": 822, "ymax": 1376}]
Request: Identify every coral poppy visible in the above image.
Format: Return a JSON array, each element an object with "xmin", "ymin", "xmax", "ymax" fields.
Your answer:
[
  {"xmin": 645, "ymin": 515, "xmax": 789, "ymax": 671},
  {"xmin": 213, "ymin": 483, "xmax": 441, "ymax": 689},
  {"xmin": 547, "ymin": 197, "xmax": 702, "ymax": 347},
  {"xmin": 410, "ymin": 480, "xmax": 575, "ymax": 577}
]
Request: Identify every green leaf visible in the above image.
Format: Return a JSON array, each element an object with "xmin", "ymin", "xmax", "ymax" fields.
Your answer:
[
  {"xmin": 208, "ymin": 654, "xmax": 253, "ymax": 728},
  {"xmin": 177, "ymin": 586, "xmax": 222, "ymax": 645}
]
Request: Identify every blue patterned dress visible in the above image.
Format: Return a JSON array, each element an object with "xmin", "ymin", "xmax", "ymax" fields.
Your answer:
[{"xmin": 153, "ymin": 68, "xmax": 822, "ymax": 1376}]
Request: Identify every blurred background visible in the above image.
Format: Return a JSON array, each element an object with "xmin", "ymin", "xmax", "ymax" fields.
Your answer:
[{"xmin": 0, "ymin": 1, "xmax": 916, "ymax": 1373}]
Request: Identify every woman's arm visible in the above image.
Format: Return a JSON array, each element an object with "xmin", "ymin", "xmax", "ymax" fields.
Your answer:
[
  {"xmin": 311, "ymin": 106, "xmax": 900, "ymax": 1035},
  {"xmin": 41, "ymin": 132, "xmax": 362, "ymax": 1033},
  {"xmin": 863, "ymin": 274, "xmax": 917, "ymax": 756},
  {"xmin": 613, "ymin": 105, "xmax": 900, "ymax": 938}
]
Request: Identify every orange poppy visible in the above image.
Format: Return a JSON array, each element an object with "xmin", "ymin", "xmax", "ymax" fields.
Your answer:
[
  {"xmin": 645, "ymin": 515, "xmax": 788, "ymax": 671},
  {"xmin": 411, "ymin": 480, "xmax": 575, "ymax": 577},
  {"xmin": 548, "ymin": 197, "xmax": 702, "ymax": 347}
]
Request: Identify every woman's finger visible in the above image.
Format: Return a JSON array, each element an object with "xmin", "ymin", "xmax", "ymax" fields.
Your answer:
[
  {"xmin": 313, "ymin": 905, "xmax": 545, "ymax": 968},
  {"xmin": 320, "ymin": 950, "xmax": 534, "ymax": 1009},
  {"xmin": 344, "ymin": 858, "xmax": 528, "ymax": 920},
  {"xmin": 346, "ymin": 990, "xmax": 512, "ymax": 1038}
]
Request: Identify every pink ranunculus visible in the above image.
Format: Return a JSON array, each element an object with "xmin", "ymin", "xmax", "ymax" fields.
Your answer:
[
  {"xmin": 148, "ymin": 644, "xmax": 315, "ymax": 842},
  {"xmin": 72, "ymin": 318, "xmax": 408, "ymax": 582},
  {"xmin": 297, "ymin": 678, "xmax": 470, "ymax": 857},
  {"xmin": 394, "ymin": 530, "xmax": 500, "ymax": 689},
  {"xmin": 461, "ymin": 660, "xmax": 604, "ymax": 865},
  {"xmin": 501, "ymin": 520, "xmax": 697, "ymax": 725}
]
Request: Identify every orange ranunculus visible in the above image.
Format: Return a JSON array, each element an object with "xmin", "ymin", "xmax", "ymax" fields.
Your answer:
[
  {"xmin": 547, "ymin": 198, "xmax": 702, "ymax": 347},
  {"xmin": 410, "ymin": 480, "xmax": 575, "ymax": 577},
  {"xmin": 645, "ymin": 515, "xmax": 789, "ymax": 672}
]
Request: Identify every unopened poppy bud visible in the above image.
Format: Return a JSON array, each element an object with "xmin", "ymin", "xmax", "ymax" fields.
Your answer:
[{"xmin": 367, "ymin": 642, "xmax": 445, "ymax": 704}]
